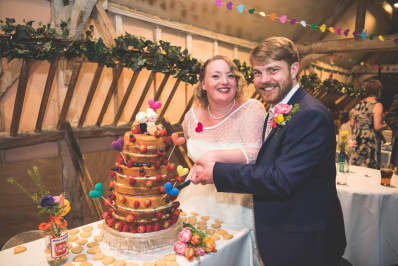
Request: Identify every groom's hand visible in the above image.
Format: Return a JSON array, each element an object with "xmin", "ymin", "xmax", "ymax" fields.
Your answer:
[{"xmin": 191, "ymin": 159, "xmax": 215, "ymax": 185}]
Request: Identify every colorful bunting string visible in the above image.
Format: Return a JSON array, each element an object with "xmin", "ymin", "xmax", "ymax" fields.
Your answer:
[{"xmin": 211, "ymin": 0, "xmax": 396, "ymax": 45}]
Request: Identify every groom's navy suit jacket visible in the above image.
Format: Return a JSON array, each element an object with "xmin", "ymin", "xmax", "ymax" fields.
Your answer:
[{"xmin": 214, "ymin": 88, "xmax": 346, "ymax": 266}]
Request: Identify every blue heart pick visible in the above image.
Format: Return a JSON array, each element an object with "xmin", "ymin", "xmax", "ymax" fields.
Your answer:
[
  {"xmin": 169, "ymin": 188, "xmax": 179, "ymax": 196},
  {"xmin": 95, "ymin": 183, "xmax": 103, "ymax": 193},
  {"xmin": 89, "ymin": 190, "xmax": 101, "ymax": 198},
  {"xmin": 164, "ymin": 182, "xmax": 172, "ymax": 194}
]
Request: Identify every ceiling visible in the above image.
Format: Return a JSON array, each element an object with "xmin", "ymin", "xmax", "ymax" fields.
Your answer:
[{"xmin": 109, "ymin": 0, "xmax": 398, "ymax": 71}]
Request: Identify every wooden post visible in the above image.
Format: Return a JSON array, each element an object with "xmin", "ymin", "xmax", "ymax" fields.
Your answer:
[
  {"xmin": 129, "ymin": 71, "xmax": 155, "ymax": 124},
  {"xmin": 35, "ymin": 58, "xmax": 59, "ymax": 133},
  {"xmin": 10, "ymin": 60, "xmax": 32, "ymax": 136},
  {"xmin": 57, "ymin": 60, "xmax": 83, "ymax": 130},
  {"xmin": 355, "ymin": 0, "xmax": 368, "ymax": 38},
  {"xmin": 96, "ymin": 64, "xmax": 123, "ymax": 127},
  {"xmin": 78, "ymin": 63, "xmax": 105, "ymax": 127},
  {"xmin": 113, "ymin": 70, "xmax": 141, "ymax": 126},
  {"xmin": 157, "ymin": 79, "xmax": 181, "ymax": 122},
  {"xmin": 154, "ymin": 73, "xmax": 170, "ymax": 101}
]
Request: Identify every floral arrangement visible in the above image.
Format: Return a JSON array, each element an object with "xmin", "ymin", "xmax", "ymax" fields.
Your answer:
[
  {"xmin": 269, "ymin": 103, "xmax": 300, "ymax": 134},
  {"xmin": 173, "ymin": 223, "xmax": 217, "ymax": 261},
  {"xmin": 7, "ymin": 166, "xmax": 71, "ymax": 237}
]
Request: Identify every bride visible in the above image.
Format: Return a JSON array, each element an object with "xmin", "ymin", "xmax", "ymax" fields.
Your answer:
[{"xmin": 178, "ymin": 55, "xmax": 265, "ymax": 265}]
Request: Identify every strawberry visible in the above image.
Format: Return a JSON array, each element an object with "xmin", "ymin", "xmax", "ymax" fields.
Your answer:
[
  {"xmin": 107, "ymin": 218, "xmax": 115, "ymax": 227},
  {"xmin": 129, "ymin": 133, "xmax": 136, "ymax": 142},
  {"xmin": 154, "ymin": 130, "xmax": 160, "ymax": 138},
  {"xmin": 146, "ymin": 224, "xmax": 153, "ymax": 233},
  {"xmin": 127, "ymin": 160, "xmax": 134, "ymax": 168},
  {"xmin": 130, "ymin": 225, "xmax": 137, "ymax": 233},
  {"xmin": 139, "ymin": 145, "xmax": 147, "ymax": 154},
  {"xmin": 133, "ymin": 201, "xmax": 140, "ymax": 209},
  {"xmin": 154, "ymin": 160, "xmax": 161, "ymax": 169},
  {"xmin": 117, "ymin": 155, "xmax": 124, "ymax": 164},
  {"xmin": 145, "ymin": 180, "xmax": 153, "ymax": 188},
  {"xmin": 153, "ymin": 223, "xmax": 161, "ymax": 232},
  {"xmin": 173, "ymin": 209, "xmax": 180, "ymax": 217},
  {"xmin": 156, "ymin": 174, "xmax": 162, "ymax": 182},
  {"xmin": 109, "ymin": 170, "xmax": 116, "ymax": 179},
  {"xmin": 176, "ymin": 176, "xmax": 183, "ymax": 183},
  {"xmin": 128, "ymin": 177, "xmax": 137, "ymax": 186},
  {"xmin": 103, "ymin": 211, "xmax": 112, "ymax": 220},
  {"xmin": 122, "ymin": 224, "xmax": 129, "ymax": 232},
  {"xmin": 119, "ymin": 195, "xmax": 127, "ymax": 204},
  {"xmin": 167, "ymin": 163, "xmax": 175, "ymax": 171},
  {"xmin": 163, "ymin": 136, "xmax": 171, "ymax": 145},
  {"xmin": 115, "ymin": 222, "xmax": 123, "ymax": 231},
  {"xmin": 155, "ymin": 212, "xmax": 163, "ymax": 220},
  {"xmin": 126, "ymin": 215, "xmax": 135, "ymax": 222},
  {"xmin": 132, "ymin": 125, "xmax": 141, "ymax": 134},
  {"xmin": 138, "ymin": 225, "xmax": 146, "ymax": 233},
  {"xmin": 157, "ymin": 148, "xmax": 164, "ymax": 156},
  {"xmin": 163, "ymin": 220, "xmax": 170, "ymax": 229},
  {"xmin": 172, "ymin": 201, "xmax": 180, "ymax": 208},
  {"xmin": 162, "ymin": 158, "xmax": 168, "ymax": 165},
  {"xmin": 171, "ymin": 215, "xmax": 178, "ymax": 224},
  {"xmin": 109, "ymin": 193, "xmax": 116, "ymax": 201},
  {"xmin": 143, "ymin": 199, "xmax": 151, "ymax": 208},
  {"xmin": 160, "ymin": 129, "xmax": 167, "ymax": 137},
  {"xmin": 159, "ymin": 186, "xmax": 165, "ymax": 193},
  {"xmin": 109, "ymin": 181, "xmax": 115, "ymax": 189},
  {"xmin": 105, "ymin": 199, "xmax": 113, "ymax": 207}
]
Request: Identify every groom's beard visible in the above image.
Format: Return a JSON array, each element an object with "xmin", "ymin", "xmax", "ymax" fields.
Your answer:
[{"xmin": 257, "ymin": 75, "xmax": 294, "ymax": 105}]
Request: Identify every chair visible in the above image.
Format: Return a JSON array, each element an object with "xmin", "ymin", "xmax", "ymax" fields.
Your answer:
[{"xmin": 1, "ymin": 230, "xmax": 46, "ymax": 250}]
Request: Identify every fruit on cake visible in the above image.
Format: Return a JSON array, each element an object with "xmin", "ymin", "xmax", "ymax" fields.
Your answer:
[{"xmin": 103, "ymin": 105, "xmax": 181, "ymax": 234}]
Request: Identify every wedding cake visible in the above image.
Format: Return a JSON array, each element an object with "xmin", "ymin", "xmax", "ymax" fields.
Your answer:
[{"xmin": 102, "ymin": 102, "xmax": 183, "ymax": 253}]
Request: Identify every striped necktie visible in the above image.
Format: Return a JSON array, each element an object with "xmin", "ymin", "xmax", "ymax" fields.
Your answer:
[{"xmin": 264, "ymin": 109, "xmax": 274, "ymax": 141}]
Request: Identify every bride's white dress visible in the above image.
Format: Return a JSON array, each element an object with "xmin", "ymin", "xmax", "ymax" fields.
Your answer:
[{"xmin": 178, "ymin": 99, "xmax": 265, "ymax": 265}]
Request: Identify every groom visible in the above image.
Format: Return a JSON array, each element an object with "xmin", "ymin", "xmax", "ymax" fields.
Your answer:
[{"xmin": 192, "ymin": 36, "xmax": 346, "ymax": 266}]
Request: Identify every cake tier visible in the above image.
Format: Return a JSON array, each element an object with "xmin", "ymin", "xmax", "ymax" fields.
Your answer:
[
  {"xmin": 114, "ymin": 190, "xmax": 173, "ymax": 210},
  {"xmin": 122, "ymin": 132, "xmax": 170, "ymax": 163}
]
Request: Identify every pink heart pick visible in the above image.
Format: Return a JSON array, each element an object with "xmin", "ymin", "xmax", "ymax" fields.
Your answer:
[
  {"xmin": 171, "ymin": 133, "xmax": 185, "ymax": 146},
  {"xmin": 280, "ymin": 15, "xmax": 287, "ymax": 24},
  {"xmin": 148, "ymin": 99, "xmax": 162, "ymax": 110}
]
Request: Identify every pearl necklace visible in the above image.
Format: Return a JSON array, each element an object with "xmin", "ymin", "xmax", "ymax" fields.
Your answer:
[{"xmin": 207, "ymin": 99, "xmax": 236, "ymax": 120}]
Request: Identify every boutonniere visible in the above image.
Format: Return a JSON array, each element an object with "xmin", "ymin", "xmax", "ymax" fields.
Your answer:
[
  {"xmin": 195, "ymin": 122, "xmax": 203, "ymax": 133},
  {"xmin": 269, "ymin": 103, "xmax": 300, "ymax": 134}
]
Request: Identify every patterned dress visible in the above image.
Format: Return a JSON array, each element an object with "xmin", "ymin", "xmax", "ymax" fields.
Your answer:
[{"xmin": 351, "ymin": 99, "xmax": 378, "ymax": 169}]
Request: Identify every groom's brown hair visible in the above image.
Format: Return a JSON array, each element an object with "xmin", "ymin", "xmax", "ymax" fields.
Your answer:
[{"xmin": 250, "ymin": 36, "xmax": 300, "ymax": 67}]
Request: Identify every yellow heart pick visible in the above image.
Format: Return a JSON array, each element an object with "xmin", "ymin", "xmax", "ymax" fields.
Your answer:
[{"xmin": 177, "ymin": 165, "xmax": 189, "ymax": 177}]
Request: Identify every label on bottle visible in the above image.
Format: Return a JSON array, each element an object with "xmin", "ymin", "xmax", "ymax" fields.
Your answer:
[
  {"xmin": 50, "ymin": 233, "xmax": 68, "ymax": 258},
  {"xmin": 339, "ymin": 162, "xmax": 345, "ymax": 173}
]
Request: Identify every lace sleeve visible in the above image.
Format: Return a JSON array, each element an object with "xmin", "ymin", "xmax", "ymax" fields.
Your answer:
[{"xmin": 239, "ymin": 100, "xmax": 266, "ymax": 163}]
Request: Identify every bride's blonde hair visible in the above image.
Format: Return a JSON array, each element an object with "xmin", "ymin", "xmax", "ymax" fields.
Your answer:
[{"xmin": 194, "ymin": 55, "xmax": 246, "ymax": 107}]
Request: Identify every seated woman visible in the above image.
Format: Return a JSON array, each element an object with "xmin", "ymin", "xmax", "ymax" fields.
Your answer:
[{"xmin": 178, "ymin": 55, "xmax": 265, "ymax": 265}]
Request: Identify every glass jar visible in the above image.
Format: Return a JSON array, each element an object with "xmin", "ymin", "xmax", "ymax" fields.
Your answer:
[{"xmin": 45, "ymin": 229, "xmax": 69, "ymax": 265}]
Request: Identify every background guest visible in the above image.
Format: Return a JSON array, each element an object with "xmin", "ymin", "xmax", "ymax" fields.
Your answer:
[{"xmin": 350, "ymin": 80, "xmax": 387, "ymax": 169}]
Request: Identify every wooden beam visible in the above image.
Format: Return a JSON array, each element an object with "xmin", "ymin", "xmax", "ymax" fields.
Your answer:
[
  {"xmin": 352, "ymin": 64, "xmax": 398, "ymax": 74},
  {"xmin": 94, "ymin": 0, "xmax": 117, "ymax": 46},
  {"xmin": 35, "ymin": 58, "xmax": 58, "ymax": 133},
  {"xmin": 10, "ymin": 60, "xmax": 32, "ymax": 137},
  {"xmin": 0, "ymin": 126, "xmax": 130, "ymax": 151},
  {"xmin": 96, "ymin": 64, "xmax": 123, "ymax": 127},
  {"xmin": 129, "ymin": 71, "xmax": 155, "ymax": 124},
  {"xmin": 297, "ymin": 34, "xmax": 398, "ymax": 56},
  {"xmin": 154, "ymin": 73, "xmax": 170, "ymax": 101},
  {"xmin": 70, "ymin": 0, "xmax": 97, "ymax": 40},
  {"xmin": 63, "ymin": 121, "xmax": 103, "ymax": 219},
  {"xmin": 78, "ymin": 63, "xmax": 105, "ymax": 128},
  {"xmin": 355, "ymin": 0, "xmax": 368, "ymax": 37},
  {"xmin": 157, "ymin": 79, "xmax": 181, "ymax": 122},
  {"xmin": 300, "ymin": 54, "xmax": 328, "ymax": 70},
  {"xmin": 57, "ymin": 60, "xmax": 83, "ymax": 130},
  {"xmin": 177, "ymin": 95, "xmax": 194, "ymax": 125},
  {"xmin": 113, "ymin": 70, "xmax": 140, "ymax": 126}
]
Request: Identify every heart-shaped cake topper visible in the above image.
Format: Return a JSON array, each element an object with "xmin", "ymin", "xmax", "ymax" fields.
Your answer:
[
  {"xmin": 177, "ymin": 165, "xmax": 189, "ymax": 177},
  {"xmin": 89, "ymin": 183, "xmax": 103, "ymax": 198},
  {"xmin": 226, "ymin": 1, "xmax": 233, "ymax": 10},
  {"xmin": 171, "ymin": 133, "xmax": 185, "ymax": 146},
  {"xmin": 237, "ymin": 4, "xmax": 244, "ymax": 13},
  {"xmin": 163, "ymin": 182, "xmax": 179, "ymax": 196},
  {"xmin": 215, "ymin": 0, "xmax": 221, "ymax": 7},
  {"xmin": 148, "ymin": 99, "xmax": 162, "ymax": 110},
  {"xmin": 112, "ymin": 137, "xmax": 123, "ymax": 151},
  {"xmin": 279, "ymin": 15, "xmax": 287, "ymax": 24}
]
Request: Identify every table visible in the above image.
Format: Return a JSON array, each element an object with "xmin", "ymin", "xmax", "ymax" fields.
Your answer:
[
  {"xmin": 337, "ymin": 165, "xmax": 398, "ymax": 266},
  {"xmin": 0, "ymin": 219, "xmax": 253, "ymax": 266}
]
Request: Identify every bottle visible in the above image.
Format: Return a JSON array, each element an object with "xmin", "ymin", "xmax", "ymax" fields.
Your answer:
[{"xmin": 45, "ymin": 223, "xmax": 69, "ymax": 265}]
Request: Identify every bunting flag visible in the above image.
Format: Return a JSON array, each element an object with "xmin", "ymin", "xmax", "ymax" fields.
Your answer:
[{"xmin": 211, "ymin": 0, "xmax": 395, "ymax": 45}]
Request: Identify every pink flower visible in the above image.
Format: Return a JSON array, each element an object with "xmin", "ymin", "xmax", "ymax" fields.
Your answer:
[
  {"xmin": 194, "ymin": 247, "xmax": 205, "ymax": 256},
  {"xmin": 178, "ymin": 227, "xmax": 192, "ymax": 243},
  {"xmin": 268, "ymin": 119, "xmax": 277, "ymax": 129},
  {"xmin": 274, "ymin": 103, "xmax": 292, "ymax": 115},
  {"xmin": 173, "ymin": 241, "xmax": 187, "ymax": 255}
]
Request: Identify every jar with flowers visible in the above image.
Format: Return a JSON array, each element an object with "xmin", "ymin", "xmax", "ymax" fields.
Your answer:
[{"xmin": 7, "ymin": 166, "xmax": 71, "ymax": 265}]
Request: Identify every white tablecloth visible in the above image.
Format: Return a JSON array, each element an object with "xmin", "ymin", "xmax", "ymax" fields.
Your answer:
[
  {"xmin": 337, "ymin": 165, "xmax": 398, "ymax": 266},
  {"xmin": 0, "ymin": 219, "xmax": 252, "ymax": 266}
]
